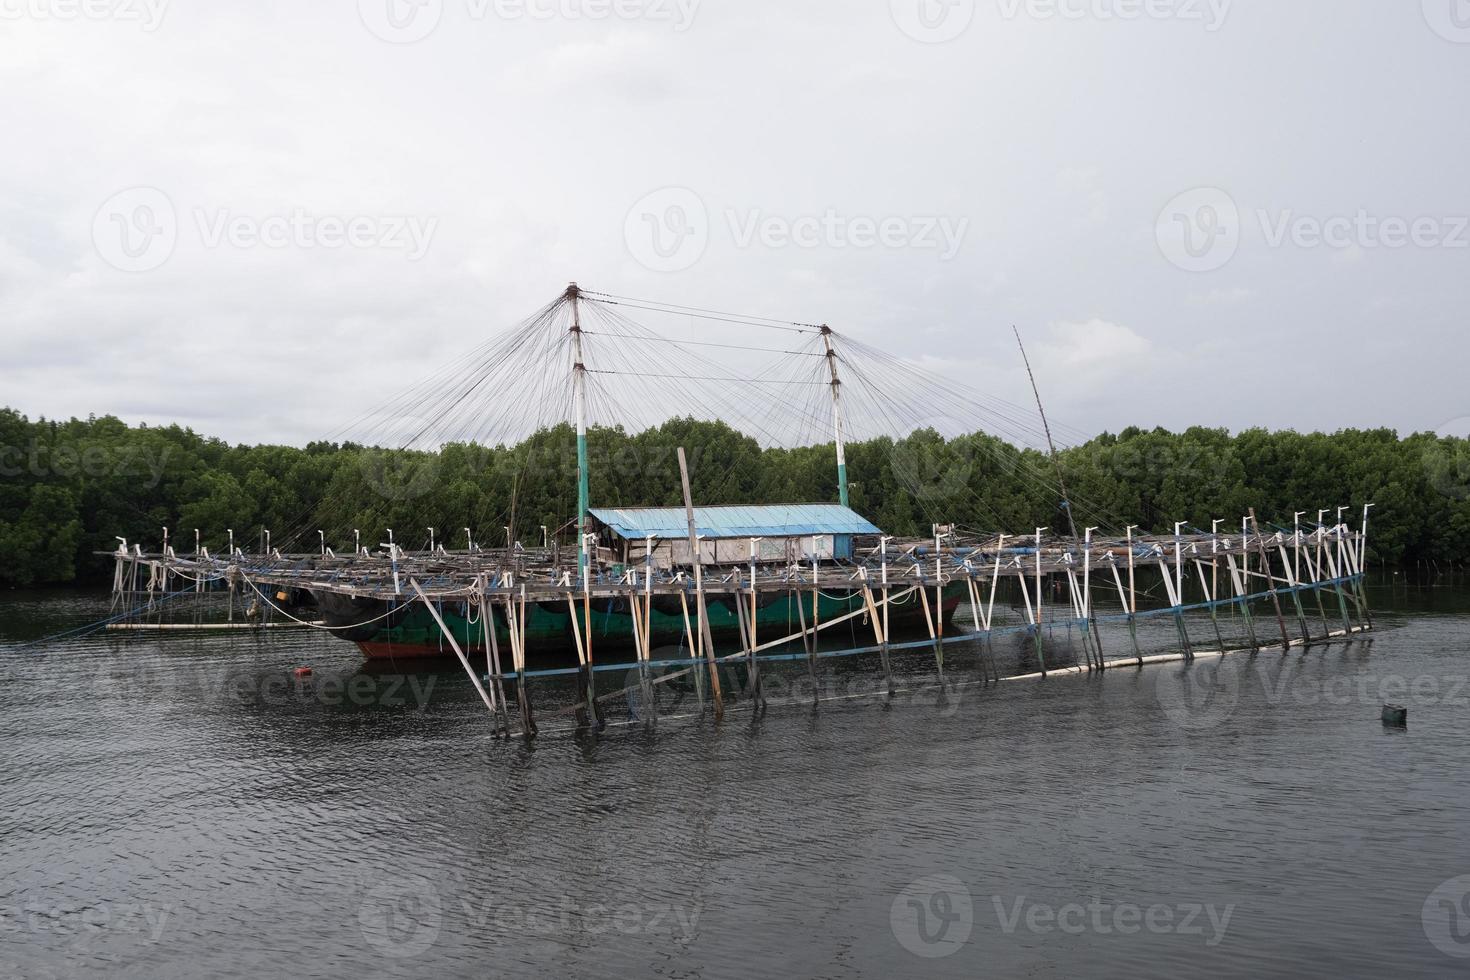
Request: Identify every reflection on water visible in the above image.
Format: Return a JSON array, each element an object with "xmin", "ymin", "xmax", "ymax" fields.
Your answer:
[{"xmin": 2, "ymin": 575, "xmax": 1469, "ymax": 978}]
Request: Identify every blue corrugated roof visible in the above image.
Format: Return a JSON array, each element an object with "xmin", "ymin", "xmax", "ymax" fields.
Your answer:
[{"xmin": 589, "ymin": 503, "xmax": 882, "ymax": 541}]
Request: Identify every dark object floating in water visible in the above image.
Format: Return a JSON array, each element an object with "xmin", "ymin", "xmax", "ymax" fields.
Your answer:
[{"xmin": 1382, "ymin": 703, "xmax": 1407, "ymax": 726}]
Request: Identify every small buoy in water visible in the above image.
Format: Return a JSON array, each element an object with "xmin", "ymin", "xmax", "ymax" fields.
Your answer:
[
  {"xmin": 293, "ymin": 666, "xmax": 313, "ymax": 679},
  {"xmin": 1382, "ymin": 703, "xmax": 1407, "ymax": 726}
]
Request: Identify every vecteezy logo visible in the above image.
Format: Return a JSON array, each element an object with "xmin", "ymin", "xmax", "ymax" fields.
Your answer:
[
  {"xmin": 890, "ymin": 874, "xmax": 974, "ymax": 958},
  {"xmin": 1155, "ymin": 660, "xmax": 1242, "ymax": 730},
  {"xmin": 1156, "ymin": 187, "xmax": 1240, "ymax": 273},
  {"xmin": 889, "ymin": 415, "xmax": 975, "ymax": 502},
  {"xmin": 624, "ymin": 187, "xmax": 708, "ymax": 273},
  {"xmin": 358, "ymin": 877, "xmax": 442, "ymax": 958},
  {"xmin": 1423, "ymin": 875, "xmax": 1470, "ymax": 959},
  {"xmin": 92, "ymin": 187, "xmax": 177, "ymax": 272},
  {"xmin": 1423, "ymin": 417, "xmax": 1470, "ymax": 501},
  {"xmin": 890, "ymin": 0, "xmax": 975, "ymax": 42},
  {"xmin": 1423, "ymin": 0, "xmax": 1470, "ymax": 43},
  {"xmin": 358, "ymin": 0, "xmax": 442, "ymax": 43}
]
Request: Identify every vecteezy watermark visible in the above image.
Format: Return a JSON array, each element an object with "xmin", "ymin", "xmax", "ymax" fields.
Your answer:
[
  {"xmin": 624, "ymin": 187, "xmax": 969, "ymax": 272},
  {"xmin": 358, "ymin": 877, "xmax": 702, "ymax": 957},
  {"xmin": 359, "ymin": 878, "xmax": 442, "ymax": 958},
  {"xmin": 1157, "ymin": 186, "xmax": 1470, "ymax": 273},
  {"xmin": 727, "ymin": 209, "xmax": 968, "ymax": 261},
  {"xmin": 1257, "ymin": 210, "xmax": 1470, "ymax": 252},
  {"xmin": 890, "ymin": 0, "xmax": 976, "ymax": 43},
  {"xmin": 193, "ymin": 209, "xmax": 437, "ymax": 260},
  {"xmin": 92, "ymin": 188, "xmax": 438, "ymax": 271},
  {"xmin": 888, "ymin": 419, "xmax": 978, "ymax": 503},
  {"xmin": 624, "ymin": 187, "xmax": 709, "ymax": 273},
  {"xmin": 996, "ymin": 0, "xmax": 1231, "ymax": 30},
  {"xmin": 452, "ymin": 891, "xmax": 703, "ymax": 938},
  {"xmin": 0, "ymin": 897, "xmax": 173, "ymax": 941},
  {"xmin": 0, "ymin": 441, "xmax": 174, "ymax": 488},
  {"xmin": 1423, "ymin": 417, "xmax": 1470, "ymax": 501},
  {"xmin": 93, "ymin": 187, "xmax": 177, "ymax": 273},
  {"xmin": 90, "ymin": 663, "xmax": 441, "ymax": 710},
  {"xmin": 1424, "ymin": 875, "xmax": 1470, "ymax": 960},
  {"xmin": 890, "ymin": 878, "xmax": 1236, "ymax": 957},
  {"xmin": 0, "ymin": 0, "xmax": 169, "ymax": 30},
  {"xmin": 1155, "ymin": 187, "xmax": 1240, "ymax": 273},
  {"xmin": 891, "ymin": 875, "xmax": 975, "ymax": 958},
  {"xmin": 1157, "ymin": 660, "xmax": 1470, "ymax": 731},
  {"xmin": 992, "ymin": 895, "xmax": 1235, "ymax": 946},
  {"xmin": 358, "ymin": 0, "xmax": 700, "ymax": 43},
  {"xmin": 1155, "ymin": 659, "xmax": 1242, "ymax": 731},
  {"xmin": 1421, "ymin": 0, "xmax": 1470, "ymax": 44}
]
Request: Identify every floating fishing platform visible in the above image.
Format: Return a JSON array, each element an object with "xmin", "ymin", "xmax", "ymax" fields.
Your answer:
[{"xmin": 98, "ymin": 284, "xmax": 1377, "ymax": 738}]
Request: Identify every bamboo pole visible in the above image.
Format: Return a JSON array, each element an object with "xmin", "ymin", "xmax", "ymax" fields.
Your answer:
[
  {"xmin": 1248, "ymin": 510, "xmax": 1293, "ymax": 652},
  {"xmin": 410, "ymin": 580, "xmax": 497, "ymax": 722},
  {"xmin": 481, "ymin": 579, "xmax": 511, "ymax": 736},
  {"xmin": 565, "ymin": 592, "xmax": 595, "ymax": 731},
  {"xmin": 677, "ymin": 447, "xmax": 722, "ymax": 720},
  {"xmin": 1034, "ymin": 527, "xmax": 1048, "ymax": 676},
  {"xmin": 861, "ymin": 571, "xmax": 894, "ymax": 696}
]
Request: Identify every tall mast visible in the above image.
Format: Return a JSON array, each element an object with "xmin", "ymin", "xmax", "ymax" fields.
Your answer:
[
  {"xmin": 569, "ymin": 282, "xmax": 590, "ymax": 581},
  {"xmin": 820, "ymin": 324, "xmax": 850, "ymax": 509},
  {"xmin": 1014, "ymin": 326, "xmax": 1079, "ymax": 542}
]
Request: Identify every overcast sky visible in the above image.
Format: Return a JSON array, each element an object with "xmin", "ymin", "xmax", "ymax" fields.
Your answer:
[{"xmin": 2, "ymin": 0, "xmax": 1468, "ymax": 450}]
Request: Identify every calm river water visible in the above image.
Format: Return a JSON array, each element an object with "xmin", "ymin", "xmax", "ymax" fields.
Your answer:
[{"xmin": 2, "ymin": 576, "xmax": 1469, "ymax": 978}]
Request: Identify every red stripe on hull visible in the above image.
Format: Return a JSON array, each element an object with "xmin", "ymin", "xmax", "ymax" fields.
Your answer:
[{"xmin": 356, "ymin": 641, "xmax": 472, "ymax": 660}]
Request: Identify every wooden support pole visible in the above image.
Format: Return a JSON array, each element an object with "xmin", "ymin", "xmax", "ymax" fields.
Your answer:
[
  {"xmin": 1276, "ymin": 541, "xmax": 1313, "ymax": 647},
  {"xmin": 410, "ymin": 580, "xmax": 498, "ymax": 724},
  {"xmin": 677, "ymin": 447, "xmax": 722, "ymax": 720},
  {"xmin": 504, "ymin": 587, "xmax": 536, "ymax": 737},
  {"xmin": 565, "ymin": 592, "xmax": 596, "ymax": 731},
  {"xmin": 862, "ymin": 573, "xmax": 895, "ymax": 696},
  {"xmin": 1108, "ymin": 555, "xmax": 1142, "ymax": 666},
  {"xmin": 1249, "ymin": 510, "xmax": 1293, "ymax": 652},
  {"xmin": 736, "ymin": 580, "xmax": 763, "ymax": 706},
  {"xmin": 1034, "ymin": 528, "xmax": 1048, "ymax": 676},
  {"xmin": 1194, "ymin": 558, "xmax": 1227, "ymax": 654},
  {"xmin": 1225, "ymin": 552, "xmax": 1260, "ymax": 649},
  {"xmin": 628, "ymin": 589, "xmax": 656, "ymax": 728},
  {"xmin": 1160, "ymin": 556, "xmax": 1194, "ymax": 661},
  {"xmin": 679, "ymin": 589, "xmax": 705, "ymax": 709},
  {"xmin": 794, "ymin": 585, "xmax": 819, "ymax": 698},
  {"xmin": 481, "ymin": 580, "xmax": 511, "ymax": 736}
]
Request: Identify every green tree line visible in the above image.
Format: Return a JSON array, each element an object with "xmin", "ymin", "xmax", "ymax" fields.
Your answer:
[{"xmin": 2, "ymin": 406, "xmax": 1468, "ymax": 586}]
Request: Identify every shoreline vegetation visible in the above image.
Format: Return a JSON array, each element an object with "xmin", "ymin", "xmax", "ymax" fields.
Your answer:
[{"xmin": 2, "ymin": 407, "xmax": 1467, "ymax": 587}]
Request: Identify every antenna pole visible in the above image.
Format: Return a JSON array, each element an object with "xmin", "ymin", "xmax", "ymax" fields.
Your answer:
[
  {"xmin": 569, "ymin": 283, "xmax": 590, "ymax": 583},
  {"xmin": 1014, "ymin": 327, "xmax": 1078, "ymax": 541},
  {"xmin": 820, "ymin": 325, "xmax": 850, "ymax": 509},
  {"xmin": 1016, "ymin": 326, "xmax": 1102, "ymax": 667}
]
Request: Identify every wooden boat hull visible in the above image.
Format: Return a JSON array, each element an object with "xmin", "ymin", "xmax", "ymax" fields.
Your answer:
[{"xmin": 314, "ymin": 584, "xmax": 967, "ymax": 661}]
